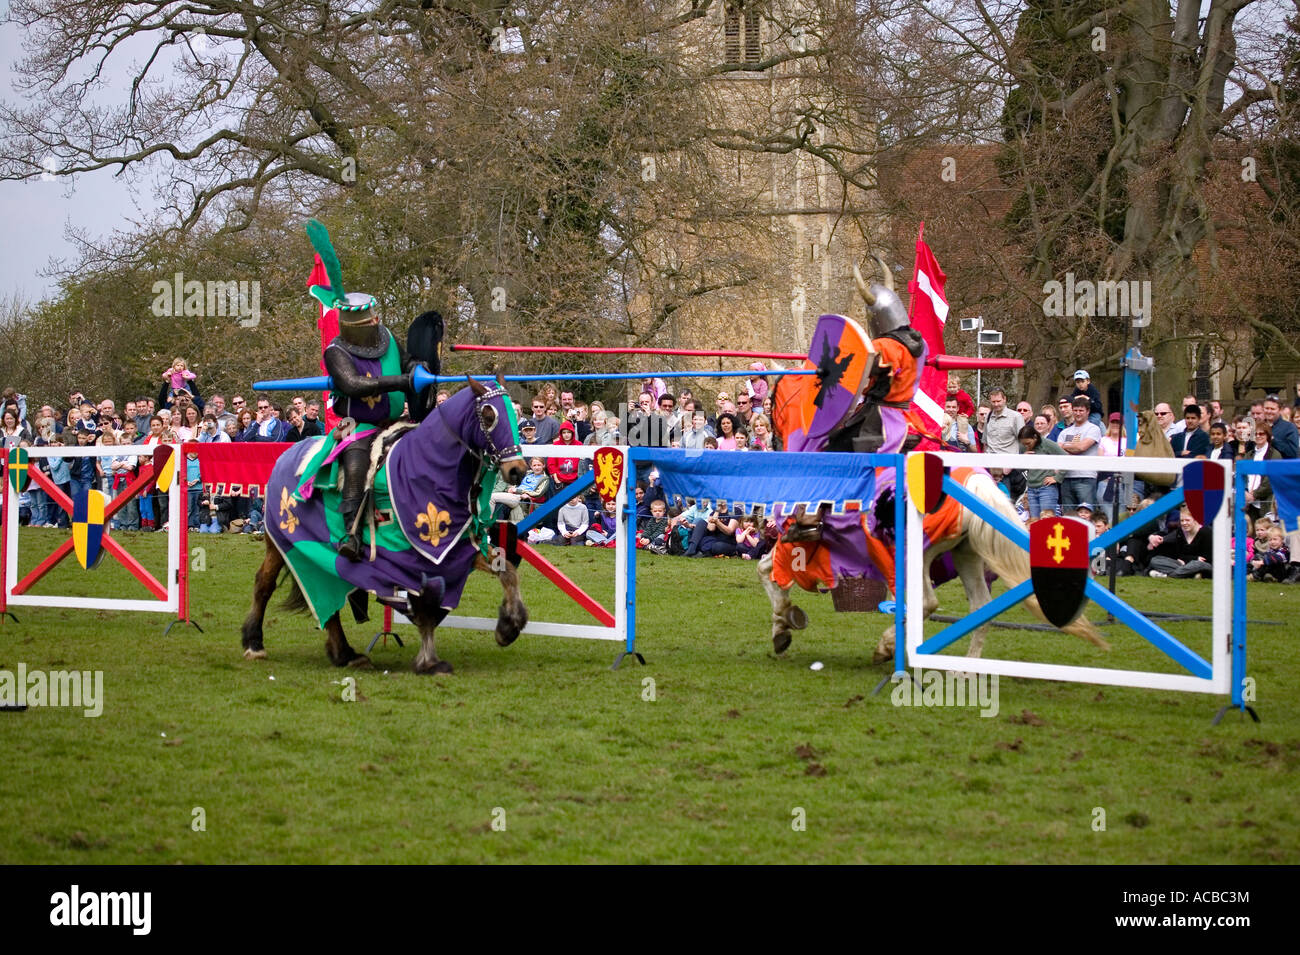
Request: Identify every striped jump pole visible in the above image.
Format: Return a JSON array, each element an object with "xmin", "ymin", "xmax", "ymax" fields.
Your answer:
[
  {"xmin": 253, "ymin": 367, "xmax": 818, "ymax": 392},
  {"xmin": 450, "ymin": 343, "xmax": 1023, "ymax": 372}
]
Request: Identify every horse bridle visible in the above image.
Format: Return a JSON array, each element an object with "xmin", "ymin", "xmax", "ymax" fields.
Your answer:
[{"xmin": 473, "ymin": 385, "xmax": 522, "ymax": 472}]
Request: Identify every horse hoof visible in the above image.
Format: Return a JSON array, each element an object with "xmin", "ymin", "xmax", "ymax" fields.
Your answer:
[
  {"xmin": 347, "ymin": 656, "xmax": 373, "ymax": 669},
  {"xmin": 433, "ymin": 660, "xmax": 453, "ymax": 674},
  {"xmin": 871, "ymin": 644, "xmax": 894, "ymax": 665},
  {"xmin": 773, "ymin": 630, "xmax": 792, "ymax": 654},
  {"xmin": 243, "ymin": 648, "xmax": 267, "ymax": 661},
  {"xmin": 787, "ymin": 606, "xmax": 808, "ymax": 630}
]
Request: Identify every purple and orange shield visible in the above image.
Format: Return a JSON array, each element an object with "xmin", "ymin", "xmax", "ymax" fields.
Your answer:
[
  {"xmin": 1183, "ymin": 460, "xmax": 1225, "ymax": 526},
  {"xmin": 774, "ymin": 314, "xmax": 874, "ymax": 453},
  {"xmin": 1029, "ymin": 517, "xmax": 1091, "ymax": 628}
]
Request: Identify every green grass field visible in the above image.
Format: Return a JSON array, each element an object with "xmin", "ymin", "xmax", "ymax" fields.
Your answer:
[{"xmin": 0, "ymin": 527, "xmax": 1296, "ymax": 863}]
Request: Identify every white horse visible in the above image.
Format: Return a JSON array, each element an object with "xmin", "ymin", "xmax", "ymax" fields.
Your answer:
[{"xmin": 759, "ymin": 467, "xmax": 1110, "ymax": 662}]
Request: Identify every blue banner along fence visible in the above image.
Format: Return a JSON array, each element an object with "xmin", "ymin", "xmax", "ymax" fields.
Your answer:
[{"xmin": 622, "ymin": 448, "xmax": 907, "ymax": 665}]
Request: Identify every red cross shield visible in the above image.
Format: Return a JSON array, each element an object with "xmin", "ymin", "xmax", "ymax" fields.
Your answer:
[{"xmin": 1029, "ymin": 517, "xmax": 1091, "ymax": 628}]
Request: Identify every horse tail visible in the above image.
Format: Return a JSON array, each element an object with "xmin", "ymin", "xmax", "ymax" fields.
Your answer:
[
  {"xmin": 962, "ymin": 472, "xmax": 1110, "ymax": 651},
  {"xmin": 279, "ymin": 569, "xmax": 311, "ymax": 615}
]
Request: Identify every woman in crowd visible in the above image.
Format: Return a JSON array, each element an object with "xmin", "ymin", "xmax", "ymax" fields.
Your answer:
[
  {"xmin": 1017, "ymin": 424, "xmax": 1066, "ymax": 521},
  {"xmin": 1147, "ymin": 507, "xmax": 1214, "ymax": 579},
  {"xmin": 1097, "ymin": 412, "xmax": 1126, "ymax": 507},
  {"xmin": 1, "ymin": 407, "xmax": 29, "ymax": 449},
  {"xmin": 749, "ymin": 413, "xmax": 777, "ymax": 451},
  {"xmin": 1243, "ymin": 422, "xmax": 1283, "ymax": 533},
  {"xmin": 175, "ymin": 404, "xmax": 201, "ymax": 442},
  {"xmin": 715, "ymin": 412, "xmax": 742, "ymax": 450},
  {"xmin": 584, "ymin": 408, "xmax": 619, "ymax": 446},
  {"xmin": 684, "ymin": 503, "xmax": 740, "ymax": 557},
  {"xmin": 235, "ymin": 409, "xmax": 255, "ymax": 441}
]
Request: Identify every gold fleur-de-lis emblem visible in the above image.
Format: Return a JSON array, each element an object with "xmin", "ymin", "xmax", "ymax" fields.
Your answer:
[
  {"xmin": 278, "ymin": 487, "xmax": 300, "ymax": 534},
  {"xmin": 415, "ymin": 503, "xmax": 452, "ymax": 547},
  {"xmin": 361, "ymin": 372, "xmax": 381, "ymax": 409}
]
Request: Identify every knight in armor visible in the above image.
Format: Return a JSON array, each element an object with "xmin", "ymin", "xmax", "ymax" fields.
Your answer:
[
  {"xmin": 302, "ymin": 219, "xmax": 439, "ymax": 562},
  {"xmin": 830, "ymin": 257, "xmax": 928, "ymax": 456},
  {"xmin": 323, "ymin": 295, "xmax": 423, "ymax": 560}
]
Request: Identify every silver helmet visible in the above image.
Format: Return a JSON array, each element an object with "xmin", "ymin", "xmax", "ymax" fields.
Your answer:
[{"xmin": 854, "ymin": 256, "xmax": 909, "ymax": 339}]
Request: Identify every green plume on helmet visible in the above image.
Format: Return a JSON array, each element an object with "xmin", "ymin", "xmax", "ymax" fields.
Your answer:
[{"xmin": 305, "ymin": 219, "xmax": 375, "ymax": 315}]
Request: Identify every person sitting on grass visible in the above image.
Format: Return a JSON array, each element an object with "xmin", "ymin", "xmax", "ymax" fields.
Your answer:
[
  {"xmin": 1146, "ymin": 507, "xmax": 1214, "ymax": 579},
  {"xmin": 585, "ymin": 498, "xmax": 618, "ymax": 546},
  {"xmin": 636, "ymin": 499, "xmax": 670, "ymax": 554},
  {"xmin": 735, "ymin": 514, "xmax": 765, "ymax": 559},
  {"xmin": 552, "ymin": 495, "xmax": 589, "ymax": 546},
  {"xmin": 684, "ymin": 503, "xmax": 740, "ymax": 557},
  {"xmin": 1251, "ymin": 526, "xmax": 1291, "ymax": 582}
]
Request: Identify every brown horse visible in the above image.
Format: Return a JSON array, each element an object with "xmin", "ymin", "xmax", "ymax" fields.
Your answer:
[{"xmin": 240, "ymin": 376, "xmax": 529, "ymax": 673}]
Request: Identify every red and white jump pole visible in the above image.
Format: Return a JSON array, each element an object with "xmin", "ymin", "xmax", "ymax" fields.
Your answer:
[{"xmin": 449, "ymin": 343, "xmax": 1022, "ymax": 372}]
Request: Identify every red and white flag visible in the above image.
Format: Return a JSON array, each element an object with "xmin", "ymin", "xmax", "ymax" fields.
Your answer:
[
  {"xmin": 308, "ymin": 253, "xmax": 342, "ymax": 430},
  {"xmin": 906, "ymin": 225, "xmax": 950, "ymax": 431}
]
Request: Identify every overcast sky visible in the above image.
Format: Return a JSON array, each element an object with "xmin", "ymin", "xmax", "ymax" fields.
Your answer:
[{"xmin": 0, "ymin": 16, "xmax": 148, "ymax": 306}]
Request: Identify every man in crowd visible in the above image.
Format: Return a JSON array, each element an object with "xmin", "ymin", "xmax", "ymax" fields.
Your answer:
[
  {"xmin": 983, "ymin": 388, "xmax": 1026, "ymax": 498},
  {"xmin": 734, "ymin": 392, "xmax": 754, "ymax": 429},
  {"xmin": 252, "ymin": 398, "xmax": 287, "ymax": 441},
  {"xmin": 1171, "ymin": 404, "xmax": 1209, "ymax": 459},
  {"xmin": 1154, "ymin": 401, "xmax": 1180, "ymax": 440},
  {"xmin": 946, "ymin": 372, "xmax": 975, "ymax": 418},
  {"xmin": 210, "ymin": 394, "xmax": 237, "ymax": 428},
  {"xmin": 1052, "ymin": 396, "xmax": 1072, "ymax": 440},
  {"xmin": 657, "ymin": 393, "xmax": 683, "ymax": 443},
  {"xmin": 1262, "ymin": 394, "xmax": 1298, "ymax": 459},
  {"xmin": 529, "ymin": 396, "xmax": 559, "ymax": 444},
  {"xmin": 1058, "ymin": 394, "xmax": 1102, "ymax": 513}
]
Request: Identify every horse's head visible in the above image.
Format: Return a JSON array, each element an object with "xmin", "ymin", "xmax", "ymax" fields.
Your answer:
[{"xmin": 468, "ymin": 372, "xmax": 527, "ymax": 486}]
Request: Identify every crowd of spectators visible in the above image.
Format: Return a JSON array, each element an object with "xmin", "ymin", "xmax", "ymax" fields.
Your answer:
[
  {"xmin": 6, "ymin": 358, "xmax": 1300, "ymax": 580},
  {"xmin": 496, "ymin": 368, "xmax": 784, "ymax": 560},
  {"xmin": 940, "ymin": 370, "xmax": 1300, "ymax": 585},
  {"xmin": 1, "ymin": 361, "xmax": 327, "ymax": 538}
]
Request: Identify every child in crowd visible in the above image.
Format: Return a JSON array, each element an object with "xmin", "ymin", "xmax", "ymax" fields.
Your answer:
[
  {"xmin": 1251, "ymin": 526, "xmax": 1291, "ymax": 581},
  {"xmin": 553, "ymin": 496, "xmax": 589, "ymax": 546},
  {"xmin": 735, "ymin": 515, "xmax": 764, "ymax": 559},
  {"xmin": 636, "ymin": 499, "xmax": 670, "ymax": 554},
  {"xmin": 586, "ymin": 499, "xmax": 618, "ymax": 546},
  {"xmin": 162, "ymin": 358, "xmax": 197, "ymax": 400}
]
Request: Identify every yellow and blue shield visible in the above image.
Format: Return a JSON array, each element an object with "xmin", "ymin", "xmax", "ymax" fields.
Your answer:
[
  {"xmin": 7, "ymin": 447, "xmax": 29, "ymax": 494},
  {"xmin": 72, "ymin": 488, "xmax": 107, "ymax": 570}
]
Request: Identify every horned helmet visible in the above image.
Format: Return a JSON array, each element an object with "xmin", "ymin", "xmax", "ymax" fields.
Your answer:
[{"xmin": 853, "ymin": 254, "xmax": 909, "ymax": 339}]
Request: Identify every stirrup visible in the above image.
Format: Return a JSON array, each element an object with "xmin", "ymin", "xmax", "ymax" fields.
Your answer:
[{"xmin": 338, "ymin": 533, "xmax": 363, "ymax": 562}]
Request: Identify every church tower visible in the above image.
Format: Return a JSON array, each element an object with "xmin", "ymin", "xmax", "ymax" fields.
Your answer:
[{"xmin": 632, "ymin": 1, "xmax": 882, "ymax": 363}]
